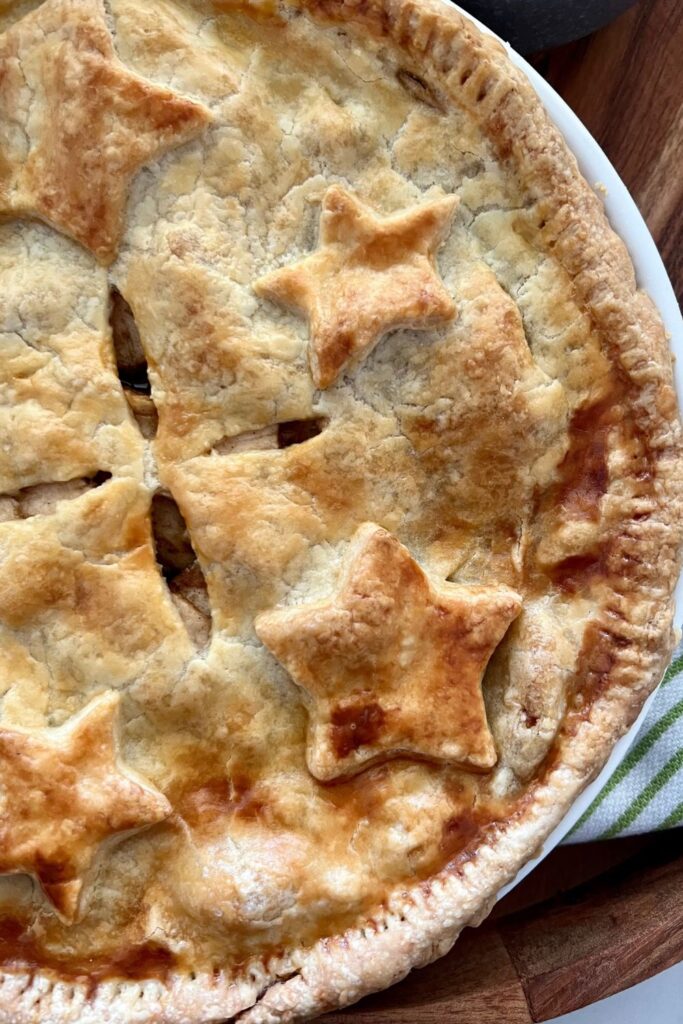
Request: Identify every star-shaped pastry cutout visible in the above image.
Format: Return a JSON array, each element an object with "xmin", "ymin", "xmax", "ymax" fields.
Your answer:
[
  {"xmin": 0, "ymin": 0, "xmax": 211, "ymax": 263},
  {"xmin": 0, "ymin": 691, "xmax": 171, "ymax": 922},
  {"xmin": 256, "ymin": 524, "xmax": 521, "ymax": 781},
  {"xmin": 254, "ymin": 185, "xmax": 459, "ymax": 388}
]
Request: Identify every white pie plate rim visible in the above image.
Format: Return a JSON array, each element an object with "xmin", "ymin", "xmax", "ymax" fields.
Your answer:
[{"xmin": 442, "ymin": 2, "xmax": 683, "ymax": 896}]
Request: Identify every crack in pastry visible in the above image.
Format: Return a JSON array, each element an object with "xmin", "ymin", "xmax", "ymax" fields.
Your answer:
[
  {"xmin": 211, "ymin": 418, "xmax": 329, "ymax": 455},
  {"xmin": 254, "ymin": 185, "xmax": 459, "ymax": 388},
  {"xmin": 256, "ymin": 523, "xmax": 521, "ymax": 780},
  {"xmin": 0, "ymin": 472, "xmax": 112, "ymax": 522},
  {"xmin": 122, "ymin": 390, "xmax": 159, "ymax": 440},
  {"xmin": 168, "ymin": 562, "xmax": 211, "ymax": 649},
  {"xmin": 108, "ymin": 286, "xmax": 159, "ymax": 439},
  {"xmin": 109, "ymin": 287, "xmax": 150, "ymax": 396},
  {"xmin": 150, "ymin": 492, "xmax": 211, "ymax": 647},
  {"xmin": 396, "ymin": 68, "xmax": 445, "ymax": 111},
  {"xmin": 276, "ymin": 417, "xmax": 329, "ymax": 449},
  {"xmin": 151, "ymin": 492, "xmax": 198, "ymax": 582},
  {"xmin": 0, "ymin": 0, "xmax": 212, "ymax": 262},
  {"xmin": 0, "ymin": 690, "xmax": 170, "ymax": 922}
]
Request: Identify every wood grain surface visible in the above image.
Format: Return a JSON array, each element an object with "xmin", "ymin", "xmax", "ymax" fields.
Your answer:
[
  {"xmin": 328, "ymin": 0, "xmax": 683, "ymax": 1020},
  {"xmin": 328, "ymin": 834, "xmax": 683, "ymax": 1022}
]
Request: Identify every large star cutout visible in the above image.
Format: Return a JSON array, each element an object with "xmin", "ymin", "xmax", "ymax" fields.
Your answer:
[
  {"xmin": 254, "ymin": 185, "xmax": 459, "ymax": 388},
  {"xmin": 256, "ymin": 524, "xmax": 521, "ymax": 781},
  {"xmin": 0, "ymin": 691, "xmax": 171, "ymax": 922},
  {"xmin": 0, "ymin": 0, "xmax": 211, "ymax": 263}
]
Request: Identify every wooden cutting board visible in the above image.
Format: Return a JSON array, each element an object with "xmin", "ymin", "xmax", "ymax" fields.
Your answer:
[
  {"xmin": 328, "ymin": 833, "xmax": 683, "ymax": 1022},
  {"xmin": 329, "ymin": 0, "xmax": 683, "ymax": 1019}
]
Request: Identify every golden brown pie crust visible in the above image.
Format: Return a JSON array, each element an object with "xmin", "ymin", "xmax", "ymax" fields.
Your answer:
[
  {"xmin": 255, "ymin": 522, "xmax": 522, "ymax": 779},
  {"xmin": 0, "ymin": 0, "xmax": 681, "ymax": 1020},
  {"xmin": 253, "ymin": 185, "xmax": 459, "ymax": 387}
]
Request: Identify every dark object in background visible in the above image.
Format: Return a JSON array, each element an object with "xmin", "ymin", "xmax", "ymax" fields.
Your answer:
[{"xmin": 454, "ymin": 0, "xmax": 638, "ymax": 53}]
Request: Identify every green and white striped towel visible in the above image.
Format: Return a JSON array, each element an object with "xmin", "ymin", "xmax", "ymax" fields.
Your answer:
[{"xmin": 566, "ymin": 641, "xmax": 683, "ymax": 842}]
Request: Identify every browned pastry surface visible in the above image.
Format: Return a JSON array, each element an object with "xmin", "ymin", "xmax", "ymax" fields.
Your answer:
[
  {"xmin": 256, "ymin": 523, "xmax": 521, "ymax": 779},
  {"xmin": 0, "ymin": 0, "xmax": 680, "ymax": 1020},
  {"xmin": 0, "ymin": 0, "xmax": 210, "ymax": 262},
  {"xmin": 0, "ymin": 692, "xmax": 170, "ymax": 922},
  {"xmin": 254, "ymin": 186, "xmax": 458, "ymax": 387}
]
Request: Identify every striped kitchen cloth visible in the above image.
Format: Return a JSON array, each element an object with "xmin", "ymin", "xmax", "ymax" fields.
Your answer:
[{"xmin": 566, "ymin": 640, "xmax": 683, "ymax": 842}]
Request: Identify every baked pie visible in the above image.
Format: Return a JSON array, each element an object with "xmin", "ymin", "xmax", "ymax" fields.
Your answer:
[{"xmin": 0, "ymin": 0, "xmax": 681, "ymax": 1019}]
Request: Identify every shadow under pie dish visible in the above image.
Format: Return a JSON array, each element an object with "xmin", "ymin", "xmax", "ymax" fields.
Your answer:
[{"xmin": 0, "ymin": 0, "xmax": 681, "ymax": 1021}]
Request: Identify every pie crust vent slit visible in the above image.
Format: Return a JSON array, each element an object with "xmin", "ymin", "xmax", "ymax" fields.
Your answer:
[
  {"xmin": 109, "ymin": 286, "xmax": 158, "ymax": 439},
  {"xmin": 150, "ymin": 493, "xmax": 211, "ymax": 648},
  {"xmin": 396, "ymin": 68, "xmax": 445, "ymax": 111},
  {"xmin": 0, "ymin": 472, "xmax": 112, "ymax": 521},
  {"xmin": 212, "ymin": 417, "xmax": 328, "ymax": 455}
]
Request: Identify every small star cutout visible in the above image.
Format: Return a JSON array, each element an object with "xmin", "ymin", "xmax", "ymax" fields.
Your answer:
[
  {"xmin": 256, "ymin": 524, "xmax": 521, "ymax": 781},
  {"xmin": 254, "ymin": 185, "xmax": 459, "ymax": 388},
  {"xmin": 0, "ymin": 691, "xmax": 171, "ymax": 922},
  {"xmin": 0, "ymin": 0, "xmax": 211, "ymax": 263}
]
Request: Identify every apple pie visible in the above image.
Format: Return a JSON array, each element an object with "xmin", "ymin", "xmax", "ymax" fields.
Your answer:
[{"xmin": 0, "ymin": 0, "xmax": 681, "ymax": 1020}]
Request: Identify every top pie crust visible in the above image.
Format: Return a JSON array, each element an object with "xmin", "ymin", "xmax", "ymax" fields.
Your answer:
[{"xmin": 0, "ymin": 0, "xmax": 681, "ymax": 1021}]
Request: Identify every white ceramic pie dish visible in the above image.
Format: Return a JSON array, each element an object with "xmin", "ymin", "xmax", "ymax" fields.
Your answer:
[{"xmin": 445, "ymin": 2, "xmax": 683, "ymax": 897}]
